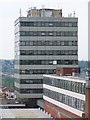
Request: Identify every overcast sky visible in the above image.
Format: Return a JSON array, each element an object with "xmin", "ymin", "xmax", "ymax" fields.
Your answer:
[{"xmin": 0, "ymin": 0, "xmax": 89, "ymax": 60}]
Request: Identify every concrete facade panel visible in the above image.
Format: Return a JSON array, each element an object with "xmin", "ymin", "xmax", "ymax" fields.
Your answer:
[
  {"xmin": 19, "ymin": 55, "xmax": 78, "ymax": 60},
  {"xmin": 20, "ymin": 84, "xmax": 43, "ymax": 88},
  {"xmin": 20, "ymin": 36, "xmax": 78, "ymax": 41},
  {"xmin": 20, "ymin": 46, "xmax": 78, "ymax": 50},
  {"xmin": 15, "ymin": 90, "xmax": 43, "ymax": 98}
]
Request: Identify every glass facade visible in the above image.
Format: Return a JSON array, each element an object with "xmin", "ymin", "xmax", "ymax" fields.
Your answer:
[
  {"xmin": 19, "ymin": 31, "xmax": 77, "ymax": 37},
  {"xmin": 14, "ymin": 16, "xmax": 78, "ymax": 100},
  {"xmin": 20, "ymin": 21, "xmax": 77, "ymax": 27},
  {"xmin": 19, "ymin": 41, "xmax": 77, "ymax": 46},
  {"xmin": 15, "ymin": 69, "xmax": 55, "ymax": 74},
  {"xmin": 19, "ymin": 50, "xmax": 78, "ymax": 56},
  {"xmin": 44, "ymin": 88, "xmax": 85, "ymax": 112},
  {"xmin": 43, "ymin": 77, "xmax": 85, "ymax": 94},
  {"xmin": 15, "ymin": 78, "xmax": 43, "ymax": 84},
  {"xmin": 15, "ymin": 60, "xmax": 78, "ymax": 65},
  {"xmin": 16, "ymin": 88, "xmax": 43, "ymax": 94}
]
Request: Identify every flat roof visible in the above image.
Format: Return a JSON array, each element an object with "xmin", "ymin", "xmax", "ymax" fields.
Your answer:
[
  {"xmin": 0, "ymin": 108, "xmax": 51, "ymax": 118},
  {"xmin": 0, "ymin": 104, "xmax": 25, "ymax": 107}
]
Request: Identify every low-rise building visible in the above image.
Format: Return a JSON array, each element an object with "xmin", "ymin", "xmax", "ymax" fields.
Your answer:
[{"xmin": 43, "ymin": 74, "xmax": 86, "ymax": 118}]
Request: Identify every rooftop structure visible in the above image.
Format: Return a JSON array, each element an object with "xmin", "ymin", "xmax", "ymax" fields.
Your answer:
[{"xmin": 27, "ymin": 7, "xmax": 62, "ymax": 17}]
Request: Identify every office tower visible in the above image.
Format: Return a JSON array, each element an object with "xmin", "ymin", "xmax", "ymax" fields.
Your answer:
[{"xmin": 14, "ymin": 8, "xmax": 78, "ymax": 106}]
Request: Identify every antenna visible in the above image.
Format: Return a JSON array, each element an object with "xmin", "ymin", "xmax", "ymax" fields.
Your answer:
[
  {"xmin": 19, "ymin": 9, "xmax": 22, "ymax": 17},
  {"xmin": 70, "ymin": 13, "xmax": 72, "ymax": 17},
  {"xmin": 42, "ymin": 4, "xmax": 45, "ymax": 17},
  {"xmin": 73, "ymin": 11, "xmax": 75, "ymax": 17},
  {"xmin": 42, "ymin": 4, "xmax": 44, "ymax": 9}
]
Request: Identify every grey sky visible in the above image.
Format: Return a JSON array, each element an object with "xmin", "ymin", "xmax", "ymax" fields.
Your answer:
[{"xmin": 0, "ymin": 0, "xmax": 88, "ymax": 60}]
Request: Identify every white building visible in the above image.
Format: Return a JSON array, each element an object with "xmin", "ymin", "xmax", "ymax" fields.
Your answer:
[{"xmin": 14, "ymin": 8, "xmax": 78, "ymax": 107}]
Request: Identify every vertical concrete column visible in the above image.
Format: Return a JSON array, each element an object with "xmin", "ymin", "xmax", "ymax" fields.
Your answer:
[{"xmin": 85, "ymin": 80, "xmax": 90, "ymax": 119}]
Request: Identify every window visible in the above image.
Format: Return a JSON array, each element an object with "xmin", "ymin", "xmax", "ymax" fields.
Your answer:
[
  {"xmin": 20, "ymin": 79, "xmax": 43, "ymax": 84},
  {"xmin": 64, "ymin": 41, "xmax": 69, "ymax": 46},
  {"xmin": 30, "ymin": 50, "xmax": 34, "ymax": 55},
  {"xmin": 68, "ymin": 50, "xmax": 72, "ymax": 55},
  {"xmin": 53, "ymin": 31, "xmax": 57, "ymax": 36},
  {"xmin": 45, "ymin": 41, "xmax": 49, "ymax": 46},
  {"xmin": 61, "ymin": 41, "xmax": 64, "ymax": 46},
  {"xmin": 61, "ymin": 22, "xmax": 65, "ymax": 27},
  {"xmin": 19, "ymin": 69, "xmax": 55, "ymax": 74},
  {"xmin": 20, "ymin": 41, "xmax": 25, "ymax": 46},
  {"xmin": 43, "ymin": 88, "xmax": 85, "ymax": 111},
  {"xmin": 49, "ymin": 23, "xmax": 53, "ymax": 26},
  {"xmin": 57, "ymin": 41, "xmax": 60, "ymax": 46},
  {"xmin": 49, "ymin": 51, "xmax": 53, "ymax": 55},
  {"xmin": 64, "ymin": 51, "xmax": 68, "ymax": 55},
  {"xmin": 69, "ymin": 41, "xmax": 72, "ymax": 46},
  {"xmin": 56, "ymin": 22, "xmax": 60, "ymax": 27},
  {"xmin": 20, "ymin": 50, "xmax": 26, "ymax": 55},
  {"xmin": 53, "ymin": 60, "xmax": 57, "ymax": 65},
  {"xmin": 72, "ymin": 41, "xmax": 77, "ymax": 46},
  {"xmin": 34, "ymin": 32, "xmax": 38, "ymax": 36},
  {"xmin": 38, "ymin": 22, "xmax": 41, "ymax": 27},
  {"xmin": 48, "ymin": 32, "xmax": 53, "ymax": 36},
  {"xmin": 61, "ymin": 50, "xmax": 65, "ymax": 55},
  {"xmin": 69, "ymin": 22, "xmax": 73, "ymax": 27},
  {"xmin": 20, "ymin": 50, "xmax": 77, "ymax": 56},
  {"xmin": 56, "ymin": 32, "xmax": 61, "ymax": 36},
  {"xmin": 30, "ymin": 31, "xmax": 34, "ymax": 36},
  {"xmin": 64, "ymin": 22, "xmax": 69, "ymax": 27},
  {"xmin": 20, "ymin": 88, "xmax": 43, "ymax": 93},
  {"xmin": 38, "ymin": 41, "xmax": 42, "ymax": 46},
  {"xmin": 41, "ymin": 32, "xmax": 45, "ymax": 36},
  {"xmin": 30, "ymin": 41, "xmax": 33, "ymax": 46},
  {"xmin": 25, "ymin": 31, "xmax": 30, "ymax": 36},
  {"xmin": 41, "ymin": 22, "xmax": 45, "ymax": 27},
  {"xmin": 64, "ymin": 32, "xmax": 69, "ymax": 36},
  {"xmin": 45, "ymin": 22, "xmax": 48, "ymax": 27},
  {"xmin": 19, "ymin": 31, "xmax": 77, "ymax": 37},
  {"xmin": 72, "ymin": 22, "xmax": 77, "ymax": 27},
  {"xmin": 20, "ymin": 21, "xmax": 77, "ymax": 27},
  {"xmin": 73, "ymin": 50, "xmax": 77, "ymax": 55},
  {"xmin": 43, "ymin": 77, "xmax": 86, "ymax": 95},
  {"xmin": 73, "ymin": 32, "xmax": 77, "ymax": 36},
  {"xmin": 33, "ymin": 22, "xmax": 37, "ymax": 27},
  {"xmin": 26, "ymin": 41, "xmax": 30, "ymax": 46},
  {"xmin": 68, "ymin": 32, "xmax": 73, "ymax": 36},
  {"xmin": 20, "ymin": 31, "xmax": 26, "ymax": 36}
]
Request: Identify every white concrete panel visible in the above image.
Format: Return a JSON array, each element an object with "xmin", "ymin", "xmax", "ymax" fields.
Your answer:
[
  {"xmin": 43, "ymin": 96, "xmax": 83, "ymax": 117},
  {"xmin": 20, "ymin": 46, "xmax": 78, "ymax": 50},
  {"xmin": 20, "ymin": 55, "xmax": 78, "ymax": 60},
  {"xmin": 20, "ymin": 84, "xmax": 43, "ymax": 89},
  {"xmin": 15, "ymin": 91, "xmax": 43, "ymax": 98},
  {"xmin": 43, "ymin": 84, "xmax": 85, "ymax": 100},
  {"xmin": 43, "ymin": 75, "xmax": 86, "ymax": 83}
]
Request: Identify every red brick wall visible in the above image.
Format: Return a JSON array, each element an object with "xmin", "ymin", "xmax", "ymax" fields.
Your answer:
[
  {"xmin": 44, "ymin": 100, "xmax": 81, "ymax": 118},
  {"xmin": 85, "ymin": 88, "xmax": 90, "ymax": 119},
  {"xmin": 56, "ymin": 67, "xmax": 80, "ymax": 76}
]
